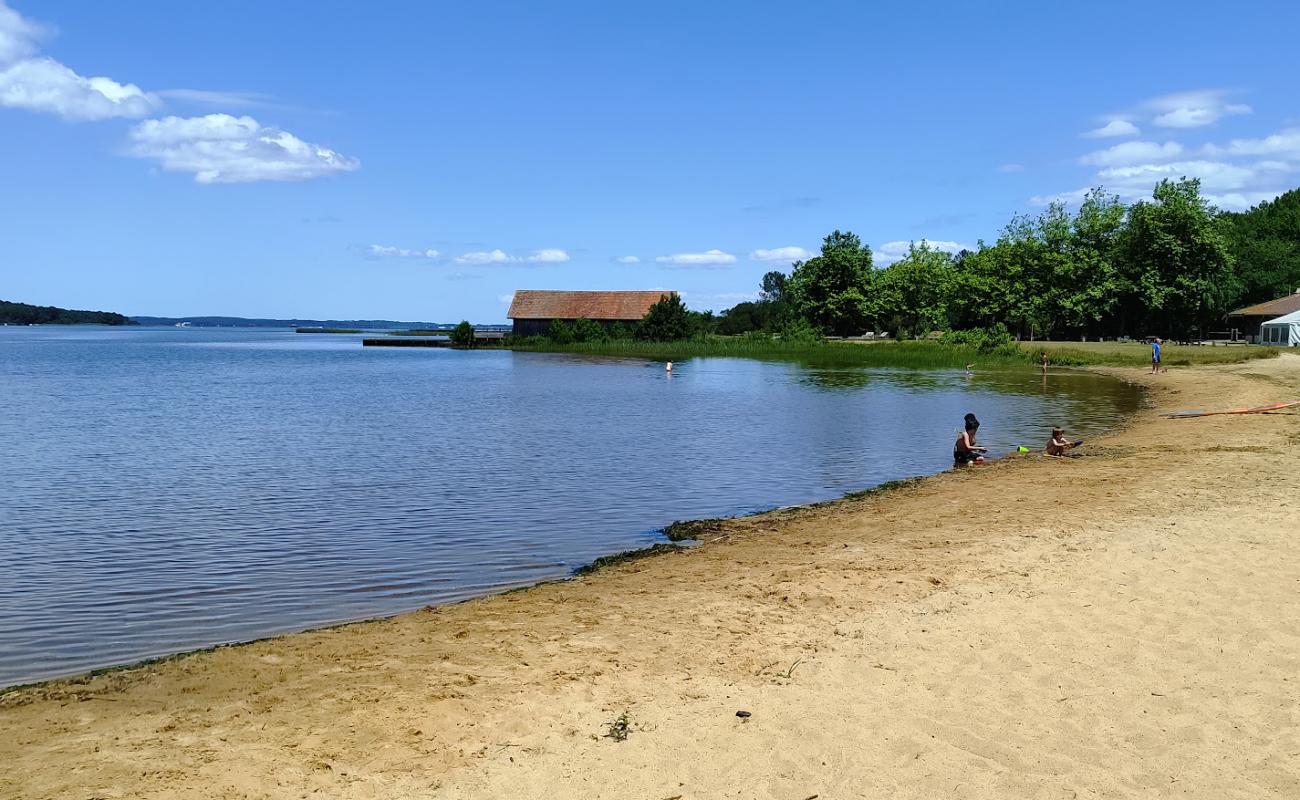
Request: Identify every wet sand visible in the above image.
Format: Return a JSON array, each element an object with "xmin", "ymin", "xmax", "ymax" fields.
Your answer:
[{"xmin": 5, "ymin": 355, "xmax": 1299, "ymax": 799}]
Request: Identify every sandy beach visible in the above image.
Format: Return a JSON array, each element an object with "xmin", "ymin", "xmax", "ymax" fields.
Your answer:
[{"xmin": 4, "ymin": 355, "xmax": 1299, "ymax": 800}]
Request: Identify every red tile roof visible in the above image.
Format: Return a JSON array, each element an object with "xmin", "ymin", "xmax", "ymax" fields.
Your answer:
[
  {"xmin": 507, "ymin": 290, "xmax": 676, "ymax": 321},
  {"xmin": 1231, "ymin": 292, "xmax": 1300, "ymax": 318}
]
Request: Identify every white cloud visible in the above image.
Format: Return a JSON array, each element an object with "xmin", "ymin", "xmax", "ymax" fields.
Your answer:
[
  {"xmin": 1083, "ymin": 119, "xmax": 1140, "ymax": 138},
  {"xmin": 654, "ymin": 249, "xmax": 737, "ymax": 267},
  {"xmin": 613, "ymin": 255, "xmax": 640, "ymax": 264},
  {"xmin": 450, "ymin": 248, "xmax": 570, "ymax": 265},
  {"xmin": 126, "ymin": 114, "xmax": 359, "ymax": 183},
  {"xmin": 1096, "ymin": 160, "xmax": 1292, "ymax": 193},
  {"xmin": 1145, "ymin": 90, "xmax": 1250, "ymax": 129},
  {"xmin": 1201, "ymin": 191, "xmax": 1287, "ymax": 211},
  {"xmin": 750, "ymin": 246, "xmax": 812, "ymax": 262},
  {"xmin": 1079, "ymin": 140, "xmax": 1183, "ymax": 167},
  {"xmin": 156, "ymin": 89, "xmax": 275, "ymax": 109},
  {"xmin": 0, "ymin": 2, "xmax": 159, "ymax": 120},
  {"xmin": 368, "ymin": 244, "xmax": 440, "ymax": 259},
  {"xmin": 0, "ymin": 55, "xmax": 159, "ymax": 120},
  {"xmin": 1205, "ymin": 128, "xmax": 1300, "ymax": 159},
  {"xmin": 1036, "ymin": 95, "xmax": 1293, "ymax": 213},
  {"xmin": 1029, "ymin": 187, "xmax": 1103, "ymax": 206},
  {"xmin": 525, "ymin": 248, "xmax": 569, "ymax": 263},
  {"xmin": 456, "ymin": 249, "xmax": 513, "ymax": 265},
  {"xmin": 682, "ymin": 291, "xmax": 760, "ymax": 310},
  {"xmin": 0, "ymin": 1, "xmax": 42, "ymax": 65},
  {"xmin": 498, "ymin": 293, "xmax": 515, "ymax": 304},
  {"xmin": 874, "ymin": 240, "xmax": 974, "ymax": 265},
  {"xmin": 997, "ymin": 163, "xmax": 1025, "ymax": 173}
]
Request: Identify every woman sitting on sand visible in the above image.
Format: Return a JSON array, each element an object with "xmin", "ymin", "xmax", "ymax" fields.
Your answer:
[
  {"xmin": 953, "ymin": 413, "xmax": 987, "ymax": 466},
  {"xmin": 1046, "ymin": 427, "xmax": 1083, "ymax": 457}
]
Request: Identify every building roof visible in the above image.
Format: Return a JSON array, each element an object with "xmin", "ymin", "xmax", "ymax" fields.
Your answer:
[
  {"xmin": 1262, "ymin": 309, "xmax": 1300, "ymax": 326},
  {"xmin": 507, "ymin": 290, "xmax": 675, "ymax": 321},
  {"xmin": 1230, "ymin": 291, "xmax": 1300, "ymax": 318}
]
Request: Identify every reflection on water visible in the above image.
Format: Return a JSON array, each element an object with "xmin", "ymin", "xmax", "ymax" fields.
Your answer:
[{"xmin": 0, "ymin": 327, "xmax": 1142, "ymax": 686}]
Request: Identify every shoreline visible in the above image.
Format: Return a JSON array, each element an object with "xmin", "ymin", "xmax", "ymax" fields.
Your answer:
[
  {"xmin": 0, "ymin": 366, "xmax": 1127, "ymax": 696},
  {"xmin": 0, "ymin": 363, "xmax": 1124, "ymax": 698},
  {"xmin": 6, "ymin": 357, "xmax": 1299, "ymax": 799}
]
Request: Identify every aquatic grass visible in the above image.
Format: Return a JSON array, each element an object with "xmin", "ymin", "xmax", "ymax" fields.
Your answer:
[
  {"xmin": 572, "ymin": 543, "xmax": 683, "ymax": 575},
  {"xmin": 841, "ymin": 476, "xmax": 926, "ymax": 502},
  {"xmin": 662, "ymin": 517, "xmax": 727, "ymax": 542},
  {"xmin": 510, "ymin": 336, "xmax": 1280, "ymax": 369},
  {"xmin": 510, "ymin": 338, "xmax": 1030, "ymax": 369}
]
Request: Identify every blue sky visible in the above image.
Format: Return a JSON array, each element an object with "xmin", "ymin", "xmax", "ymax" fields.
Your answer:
[{"xmin": 3, "ymin": 1, "xmax": 1299, "ymax": 322}]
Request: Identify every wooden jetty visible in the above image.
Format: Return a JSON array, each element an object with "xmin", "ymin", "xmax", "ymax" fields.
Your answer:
[{"xmin": 362, "ymin": 331, "xmax": 505, "ymax": 348}]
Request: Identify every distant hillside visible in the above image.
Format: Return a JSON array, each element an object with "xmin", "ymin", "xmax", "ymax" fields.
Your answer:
[
  {"xmin": 130, "ymin": 315, "xmax": 500, "ymax": 330},
  {"xmin": 1, "ymin": 300, "xmax": 136, "ymax": 326}
]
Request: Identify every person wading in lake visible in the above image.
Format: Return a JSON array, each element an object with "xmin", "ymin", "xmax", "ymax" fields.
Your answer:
[{"xmin": 953, "ymin": 413, "xmax": 987, "ymax": 466}]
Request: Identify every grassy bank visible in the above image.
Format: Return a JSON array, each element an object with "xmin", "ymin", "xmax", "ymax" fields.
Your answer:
[
  {"xmin": 509, "ymin": 338, "xmax": 1027, "ymax": 368},
  {"xmin": 507, "ymin": 336, "xmax": 1279, "ymax": 369},
  {"xmin": 1025, "ymin": 340, "xmax": 1277, "ymax": 367}
]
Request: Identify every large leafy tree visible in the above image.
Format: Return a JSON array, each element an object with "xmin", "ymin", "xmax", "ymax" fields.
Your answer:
[
  {"xmin": 636, "ymin": 293, "xmax": 694, "ymax": 341},
  {"xmin": 1222, "ymin": 187, "xmax": 1300, "ymax": 308},
  {"xmin": 1058, "ymin": 189, "xmax": 1127, "ymax": 336},
  {"xmin": 950, "ymin": 213, "xmax": 1059, "ymax": 339},
  {"xmin": 873, "ymin": 241, "xmax": 955, "ymax": 338},
  {"xmin": 787, "ymin": 230, "xmax": 874, "ymax": 336},
  {"xmin": 1118, "ymin": 178, "xmax": 1233, "ymax": 337}
]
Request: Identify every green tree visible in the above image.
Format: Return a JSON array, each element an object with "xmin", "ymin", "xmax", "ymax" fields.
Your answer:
[
  {"xmin": 450, "ymin": 320, "xmax": 475, "ymax": 347},
  {"xmin": 637, "ymin": 293, "xmax": 693, "ymax": 341},
  {"xmin": 548, "ymin": 319, "xmax": 575, "ymax": 344},
  {"xmin": 1118, "ymin": 178, "xmax": 1233, "ymax": 337},
  {"xmin": 787, "ymin": 230, "xmax": 874, "ymax": 336},
  {"xmin": 606, "ymin": 321, "xmax": 635, "ymax": 340},
  {"xmin": 716, "ymin": 301, "xmax": 762, "ymax": 335},
  {"xmin": 760, "ymin": 270, "xmax": 788, "ymax": 301},
  {"xmin": 873, "ymin": 241, "xmax": 955, "ymax": 338},
  {"xmin": 570, "ymin": 317, "xmax": 604, "ymax": 342},
  {"xmin": 1222, "ymin": 187, "xmax": 1300, "ymax": 308},
  {"xmin": 1058, "ymin": 189, "xmax": 1127, "ymax": 336}
]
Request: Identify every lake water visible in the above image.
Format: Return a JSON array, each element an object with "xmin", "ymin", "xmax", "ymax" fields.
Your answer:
[{"xmin": 0, "ymin": 327, "xmax": 1143, "ymax": 686}]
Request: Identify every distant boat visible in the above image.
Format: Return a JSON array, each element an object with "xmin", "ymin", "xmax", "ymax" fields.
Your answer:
[{"xmin": 174, "ymin": 322, "xmax": 192, "ymax": 328}]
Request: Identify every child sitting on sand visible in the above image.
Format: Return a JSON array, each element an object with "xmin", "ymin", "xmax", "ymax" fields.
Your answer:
[
  {"xmin": 1046, "ymin": 427, "xmax": 1083, "ymax": 457},
  {"xmin": 953, "ymin": 413, "xmax": 987, "ymax": 466}
]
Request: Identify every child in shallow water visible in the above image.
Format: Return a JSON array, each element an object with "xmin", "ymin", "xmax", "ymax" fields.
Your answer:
[
  {"xmin": 953, "ymin": 413, "xmax": 987, "ymax": 465},
  {"xmin": 1046, "ymin": 427, "xmax": 1083, "ymax": 456}
]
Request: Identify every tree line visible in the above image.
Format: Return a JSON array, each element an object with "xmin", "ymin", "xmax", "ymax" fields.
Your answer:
[
  {"xmin": 0, "ymin": 300, "xmax": 136, "ymax": 326},
  {"xmin": 718, "ymin": 178, "xmax": 1300, "ymax": 341}
]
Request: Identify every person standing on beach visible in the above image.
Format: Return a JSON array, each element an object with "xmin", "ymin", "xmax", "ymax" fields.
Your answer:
[{"xmin": 1151, "ymin": 338, "xmax": 1162, "ymax": 374}]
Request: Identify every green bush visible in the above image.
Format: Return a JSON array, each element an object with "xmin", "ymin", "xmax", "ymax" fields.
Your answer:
[
  {"xmin": 548, "ymin": 319, "xmax": 576, "ymax": 344},
  {"xmin": 606, "ymin": 321, "xmax": 635, "ymax": 341},
  {"xmin": 571, "ymin": 317, "xmax": 605, "ymax": 342},
  {"xmin": 450, "ymin": 320, "xmax": 475, "ymax": 347},
  {"xmin": 636, "ymin": 294, "xmax": 692, "ymax": 341},
  {"xmin": 778, "ymin": 318, "xmax": 823, "ymax": 342},
  {"xmin": 940, "ymin": 324, "xmax": 1017, "ymax": 354}
]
